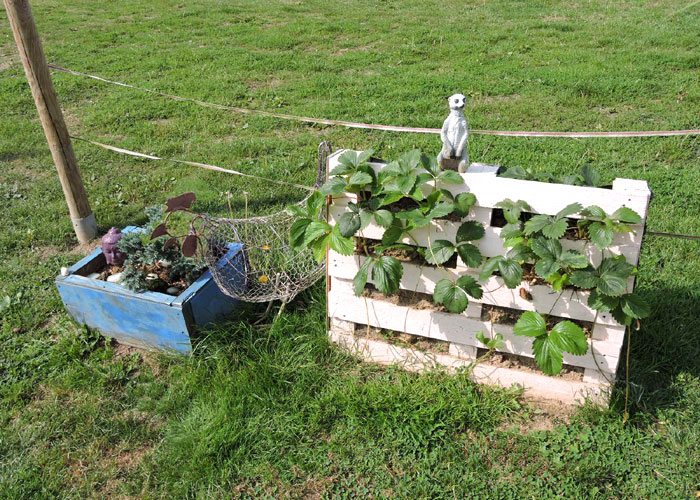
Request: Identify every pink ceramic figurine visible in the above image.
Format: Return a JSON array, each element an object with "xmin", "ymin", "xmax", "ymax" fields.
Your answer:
[{"xmin": 101, "ymin": 227, "xmax": 126, "ymax": 266}]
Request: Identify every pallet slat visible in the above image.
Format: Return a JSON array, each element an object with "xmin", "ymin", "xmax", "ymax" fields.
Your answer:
[
  {"xmin": 329, "ymin": 253, "xmax": 624, "ymax": 326},
  {"xmin": 329, "ymin": 329, "xmax": 606, "ymax": 404},
  {"xmin": 329, "ymin": 286, "xmax": 620, "ymax": 372}
]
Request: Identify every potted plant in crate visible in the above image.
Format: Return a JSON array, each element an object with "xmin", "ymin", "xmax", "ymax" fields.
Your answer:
[{"xmin": 56, "ymin": 193, "xmax": 245, "ymax": 353}]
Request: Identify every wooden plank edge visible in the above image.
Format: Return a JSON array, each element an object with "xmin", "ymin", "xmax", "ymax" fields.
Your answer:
[{"xmin": 328, "ymin": 329, "xmax": 609, "ymax": 405}]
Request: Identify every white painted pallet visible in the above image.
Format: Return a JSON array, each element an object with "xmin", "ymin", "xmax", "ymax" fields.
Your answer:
[{"xmin": 325, "ymin": 150, "xmax": 651, "ymax": 404}]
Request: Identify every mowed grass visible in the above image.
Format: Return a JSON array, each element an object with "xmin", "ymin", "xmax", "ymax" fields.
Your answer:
[{"xmin": 1, "ymin": 0, "xmax": 700, "ymax": 498}]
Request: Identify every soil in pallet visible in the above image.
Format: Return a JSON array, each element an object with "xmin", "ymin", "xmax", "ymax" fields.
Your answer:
[
  {"xmin": 481, "ymin": 304, "xmax": 593, "ymax": 336},
  {"xmin": 361, "ymin": 284, "xmax": 448, "ymax": 312},
  {"xmin": 355, "ymin": 238, "xmax": 459, "ymax": 269},
  {"xmin": 476, "ymin": 348, "xmax": 584, "ymax": 381}
]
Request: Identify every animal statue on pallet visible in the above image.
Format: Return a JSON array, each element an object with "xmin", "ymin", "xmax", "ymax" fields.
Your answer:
[{"xmin": 437, "ymin": 93, "xmax": 469, "ymax": 173}]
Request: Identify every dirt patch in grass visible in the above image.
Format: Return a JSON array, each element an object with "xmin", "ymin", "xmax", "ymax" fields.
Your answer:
[
  {"xmin": 112, "ymin": 341, "xmax": 162, "ymax": 376},
  {"xmin": 501, "ymin": 395, "xmax": 577, "ymax": 433}
]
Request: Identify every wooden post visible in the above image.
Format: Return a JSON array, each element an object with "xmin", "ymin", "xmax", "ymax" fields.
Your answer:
[{"xmin": 3, "ymin": 0, "xmax": 96, "ymax": 243}]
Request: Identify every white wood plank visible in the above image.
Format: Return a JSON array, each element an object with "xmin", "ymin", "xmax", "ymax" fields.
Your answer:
[
  {"xmin": 329, "ymin": 330, "xmax": 607, "ymax": 404},
  {"xmin": 329, "ymin": 253, "xmax": 623, "ymax": 326},
  {"xmin": 583, "ymin": 368, "xmax": 615, "ymax": 385},
  {"xmin": 328, "ymin": 288, "xmax": 621, "ymax": 372},
  {"xmin": 449, "ymin": 343, "xmax": 477, "ymax": 359}
]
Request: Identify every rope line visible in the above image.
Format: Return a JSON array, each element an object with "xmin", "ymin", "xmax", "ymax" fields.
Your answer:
[
  {"xmin": 73, "ymin": 135, "xmax": 700, "ymax": 240},
  {"xmin": 70, "ymin": 136, "xmax": 314, "ymax": 191},
  {"xmin": 50, "ymin": 65, "xmax": 700, "ymax": 138}
]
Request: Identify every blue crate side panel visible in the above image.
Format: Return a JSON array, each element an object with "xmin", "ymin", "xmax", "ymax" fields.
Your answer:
[
  {"xmin": 56, "ymin": 277, "xmax": 191, "ymax": 353},
  {"xmin": 174, "ymin": 243, "xmax": 245, "ymax": 327}
]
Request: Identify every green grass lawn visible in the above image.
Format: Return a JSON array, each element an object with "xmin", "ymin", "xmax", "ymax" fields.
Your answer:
[{"xmin": 1, "ymin": 0, "xmax": 700, "ymax": 497}]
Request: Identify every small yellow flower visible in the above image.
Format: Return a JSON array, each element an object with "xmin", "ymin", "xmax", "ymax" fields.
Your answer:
[
  {"xmin": 258, "ymin": 275, "xmax": 269, "ymax": 283},
  {"xmin": 261, "ymin": 245, "xmax": 270, "ymax": 250}
]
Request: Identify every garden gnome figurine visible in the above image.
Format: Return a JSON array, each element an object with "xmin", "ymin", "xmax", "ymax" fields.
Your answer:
[
  {"xmin": 101, "ymin": 227, "xmax": 126, "ymax": 266},
  {"xmin": 437, "ymin": 93, "xmax": 469, "ymax": 173}
]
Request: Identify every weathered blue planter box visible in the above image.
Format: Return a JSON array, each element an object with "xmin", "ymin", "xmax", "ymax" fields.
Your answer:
[{"xmin": 56, "ymin": 227, "xmax": 245, "ymax": 353}]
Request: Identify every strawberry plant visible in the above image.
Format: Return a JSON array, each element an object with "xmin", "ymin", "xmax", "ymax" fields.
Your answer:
[{"xmin": 290, "ymin": 149, "xmax": 651, "ymax": 377}]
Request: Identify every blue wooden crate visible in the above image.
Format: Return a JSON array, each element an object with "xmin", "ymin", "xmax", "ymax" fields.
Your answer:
[{"xmin": 55, "ymin": 227, "xmax": 246, "ymax": 353}]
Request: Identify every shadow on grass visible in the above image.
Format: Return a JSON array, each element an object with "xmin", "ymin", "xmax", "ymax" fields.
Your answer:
[{"xmin": 613, "ymin": 283, "xmax": 700, "ymax": 417}]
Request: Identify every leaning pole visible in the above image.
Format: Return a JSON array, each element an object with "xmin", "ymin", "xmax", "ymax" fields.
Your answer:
[{"xmin": 3, "ymin": 0, "xmax": 96, "ymax": 243}]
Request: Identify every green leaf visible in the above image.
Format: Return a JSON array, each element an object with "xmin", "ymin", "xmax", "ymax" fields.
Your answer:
[
  {"xmin": 506, "ymin": 243, "xmax": 533, "ymax": 262},
  {"xmin": 399, "ymin": 149, "xmax": 421, "ymax": 170},
  {"xmin": 597, "ymin": 273, "xmax": 627, "ymax": 296},
  {"xmin": 348, "ymin": 171, "xmax": 373, "ymax": 186},
  {"xmin": 329, "ymin": 163, "xmax": 354, "ymax": 176},
  {"xmin": 549, "ymin": 321, "xmax": 588, "ymax": 355},
  {"xmin": 337, "ymin": 150, "xmax": 360, "ymax": 169},
  {"xmin": 535, "ymin": 258, "xmax": 560, "ymax": 279},
  {"xmin": 353, "ymin": 258, "xmax": 372, "ymax": 296},
  {"xmin": 372, "ymin": 256, "xmax": 403, "ymax": 294},
  {"xmin": 396, "ymin": 173, "xmax": 417, "ymax": 194},
  {"xmin": 306, "ymin": 191, "xmax": 325, "ymax": 218},
  {"xmin": 321, "ymin": 176, "xmax": 349, "ymax": 195},
  {"xmin": 498, "ymin": 258, "xmax": 523, "ymax": 288},
  {"xmin": 379, "ymin": 191, "xmax": 405, "ymax": 207},
  {"xmin": 611, "ymin": 305, "xmax": 632, "ymax": 326},
  {"xmin": 437, "ymin": 170, "xmax": 463, "ymax": 184},
  {"xmin": 338, "ymin": 212, "xmax": 361, "ymax": 237},
  {"xmin": 549, "ymin": 272, "xmax": 569, "ymax": 291},
  {"xmin": 530, "ymin": 237, "xmax": 561, "ymax": 260},
  {"xmin": 433, "ymin": 279, "xmax": 468, "ymax": 313},
  {"xmin": 479, "ymin": 256, "xmax": 504, "ymax": 282},
  {"xmin": 310, "ymin": 234, "xmax": 330, "ymax": 263},
  {"xmin": 425, "ymin": 240, "xmax": 456, "ymax": 265},
  {"xmin": 611, "ymin": 207, "xmax": 642, "ymax": 224},
  {"xmin": 356, "ymin": 149, "xmax": 375, "ymax": 165},
  {"xmin": 620, "ymin": 293, "xmax": 650, "ymax": 319},
  {"xmin": 359, "ymin": 209, "xmax": 372, "ymax": 230},
  {"xmin": 556, "ymin": 203, "xmax": 583, "ymax": 219},
  {"xmin": 373, "ymin": 209, "xmax": 393, "ymax": 228},
  {"xmin": 382, "ymin": 220, "xmax": 404, "ymax": 245},
  {"xmin": 500, "ymin": 222, "xmax": 523, "ymax": 241},
  {"xmin": 428, "ymin": 201, "xmax": 454, "ymax": 219},
  {"xmin": 456, "ymin": 221, "xmax": 485, "ymax": 242},
  {"xmin": 588, "ymin": 221, "xmax": 613, "ymax": 249},
  {"xmin": 457, "ymin": 275, "xmax": 483, "ymax": 299},
  {"xmin": 581, "ymin": 164, "xmax": 601, "ymax": 187},
  {"xmin": 559, "ymin": 250, "xmax": 589, "ymax": 269},
  {"xmin": 524, "ymin": 215, "xmax": 550, "ymax": 235},
  {"xmin": 542, "ymin": 218, "xmax": 568, "ymax": 239},
  {"xmin": 532, "ymin": 335, "xmax": 564, "ymax": 376},
  {"xmin": 513, "ymin": 311, "xmax": 547, "ymax": 337},
  {"xmin": 286, "ymin": 204, "xmax": 307, "ymax": 217},
  {"xmin": 396, "ymin": 208, "xmax": 430, "ymax": 228},
  {"xmin": 290, "ymin": 218, "xmax": 312, "ymax": 248},
  {"xmin": 303, "ymin": 220, "xmax": 332, "ymax": 247},
  {"xmin": 570, "ymin": 267, "xmax": 598, "ymax": 289},
  {"xmin": 581, "ymin": 205, "xmax": 606, "ymax": 219},
  {"xmin": 420, "ymin": 153, "xmax": 440, "ymax": 177},
  {"xmin": 588, "ymin": 289, "xmax": 619, "ymax": 312},
  {"xmin": 457, "ymin": 243, "xmax": 482, "ymax": 268},
  {"xmin": 329, "ymin": 225, "xmax": 354, "ymax": 256},
  {"xmin": 453, "ymin": 192, "xmax": 476, "ymax": 217}
]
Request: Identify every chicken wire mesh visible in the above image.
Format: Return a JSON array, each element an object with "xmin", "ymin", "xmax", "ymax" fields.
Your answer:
[{"xmin": 199, "ymin": 142, "xmax": 331, "ymax": 303}]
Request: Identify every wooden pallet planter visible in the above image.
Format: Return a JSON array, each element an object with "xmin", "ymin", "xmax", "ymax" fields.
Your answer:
[{"xmin": 325, "ymin": 150, "xmax": 651, "ymax": 404}]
